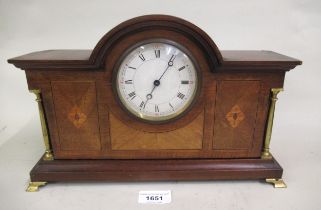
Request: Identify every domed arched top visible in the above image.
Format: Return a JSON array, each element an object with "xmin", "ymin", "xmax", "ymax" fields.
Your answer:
[
  {"xmin": 89, "ymin": 15, "xmax": 223, "ymax": 71},
  {"xmin": 8, "ymin": 15, "xmax": 301, "ymax": 71}
]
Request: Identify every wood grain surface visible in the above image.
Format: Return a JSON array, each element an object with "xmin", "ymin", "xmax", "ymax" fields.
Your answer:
[
  {"xmin": 7, "ymin": 15, "xmax": 302, "ymax": 182},
  {"xmin": 30, "ymin": 156, "xmax": 283, "ymax": 182}
]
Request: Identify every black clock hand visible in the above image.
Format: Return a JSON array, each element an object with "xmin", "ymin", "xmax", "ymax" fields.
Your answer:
[
  {"xmin": 143, "ymin": 84, "xmax": 156, "ymax": 109},
  {"xmin": 144, "ymin": 54, "xmax": 176, "ymax": 107},
  {"xmin": 157, "ymin": 54, "xmax": 175, "ymax": 81},
  {"xmin": 143, "ymin": 91, "xmax": 154, "ymax": 109},
  {"xmin": 148, "ymin": 54, "xmax": 175, "ymax": 94}
]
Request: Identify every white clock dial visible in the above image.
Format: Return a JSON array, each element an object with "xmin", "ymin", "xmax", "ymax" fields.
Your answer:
[{"xmin": 115, "ymin": 41, "xmax": 199, "ymax": 122}]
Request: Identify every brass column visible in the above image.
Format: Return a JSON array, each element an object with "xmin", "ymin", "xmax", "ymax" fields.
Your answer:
[
  {"xmin": 261, "ymin": 88, "xmax": 283, "ymax": 159},
  {"xmin": 30, "ymin": 89, "xmax": 54, "ymax": 161}
]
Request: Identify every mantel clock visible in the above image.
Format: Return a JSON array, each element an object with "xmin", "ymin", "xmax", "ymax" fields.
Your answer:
[{"xmin": 8, "ymin": 15, "xmax": 302, "ymax": 191}]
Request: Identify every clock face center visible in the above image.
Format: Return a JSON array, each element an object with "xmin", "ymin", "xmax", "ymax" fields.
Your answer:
[
  {"xmin": 133, "ymin": 58, "xmax": 180, "ymax": 106},
  {"xmin": 153, "ymin": 80, "xmax": 160, "ymax": 86},
  {"xmin": 116, "ymin": 40, "xmax": 198, "ymax": 122}
]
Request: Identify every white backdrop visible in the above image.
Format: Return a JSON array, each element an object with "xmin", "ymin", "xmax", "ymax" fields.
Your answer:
[{"xmin": 0, "ymin": 0, "xmax": 320, "ymax": 209}]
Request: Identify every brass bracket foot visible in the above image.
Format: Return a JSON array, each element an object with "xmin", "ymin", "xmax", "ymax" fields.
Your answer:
[
  {"xmin": 261, "ymin": 151, "xmax": 273, "ymax": 159},
  {"xmin": 43, "ymin": 150, "xmax": 54, "ymax": 161},
  {"xmin": 26, "ymin": 181, "xmax": 47, "ymax": 192},
  {"xmin": 266, "ymin": 178, "xmax": 287, "ymax": 188}
]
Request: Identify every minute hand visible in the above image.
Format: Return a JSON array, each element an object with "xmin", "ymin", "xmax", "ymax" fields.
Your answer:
[
  {"xmin": 143, "ymin": 54, "xmax": 176, "ymax": 106},
  {"xmin": 158, "ymin": 54, "xmax": 176, "ymax": 81}
]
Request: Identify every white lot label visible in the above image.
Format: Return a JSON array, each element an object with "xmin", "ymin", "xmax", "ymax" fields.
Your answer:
[{"xmin": 138, "ymin": 190, "xmax": 171, "ymax": 204}]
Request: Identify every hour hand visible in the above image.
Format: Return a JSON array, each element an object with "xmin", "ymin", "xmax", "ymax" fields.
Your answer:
[{"xmin": 146, "ymin": 93, "xmax": 152, "ymax": 100}]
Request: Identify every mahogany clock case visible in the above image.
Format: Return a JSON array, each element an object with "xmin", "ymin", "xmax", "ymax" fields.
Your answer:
[{"xmin": 8, "ymin": 15, "xmax": 301, "ymax": 185}]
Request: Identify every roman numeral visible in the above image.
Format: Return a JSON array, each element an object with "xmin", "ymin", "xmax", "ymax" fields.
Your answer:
[
  {"xmin": 128, "ymin": 92, "xmax": 136, "ymax": 100},
  {"xmin": 177, "ymin": 92, "xmax": 185, "ymax": 99},
  {"xmin": 178, "ymin": 66, "xmax": 186, "ymax": 71},
  {"xmin": 155, "ymin": 105, "xmax": 159, "ymax": 113},
  {"xmin": 139, "ymin": 101, "xmax": 145, "ymax": 109},
  {"xmin": 155, "ymin": 50, "xmax": 160, "ymax": 58},
  {"xmin": 181, "ymin": 80, "xmax": 189, "ymax": 84},
  {"xmin": 125, "ymin": 80, "xmax": 133, "ymax": 84},
  {"xmin": 139, "ymin": 54, "xmax": 145, "ymax": 61},
  {"xmin": 169, "ymin": 103, "xmax": 174, "ymax": 110}
]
